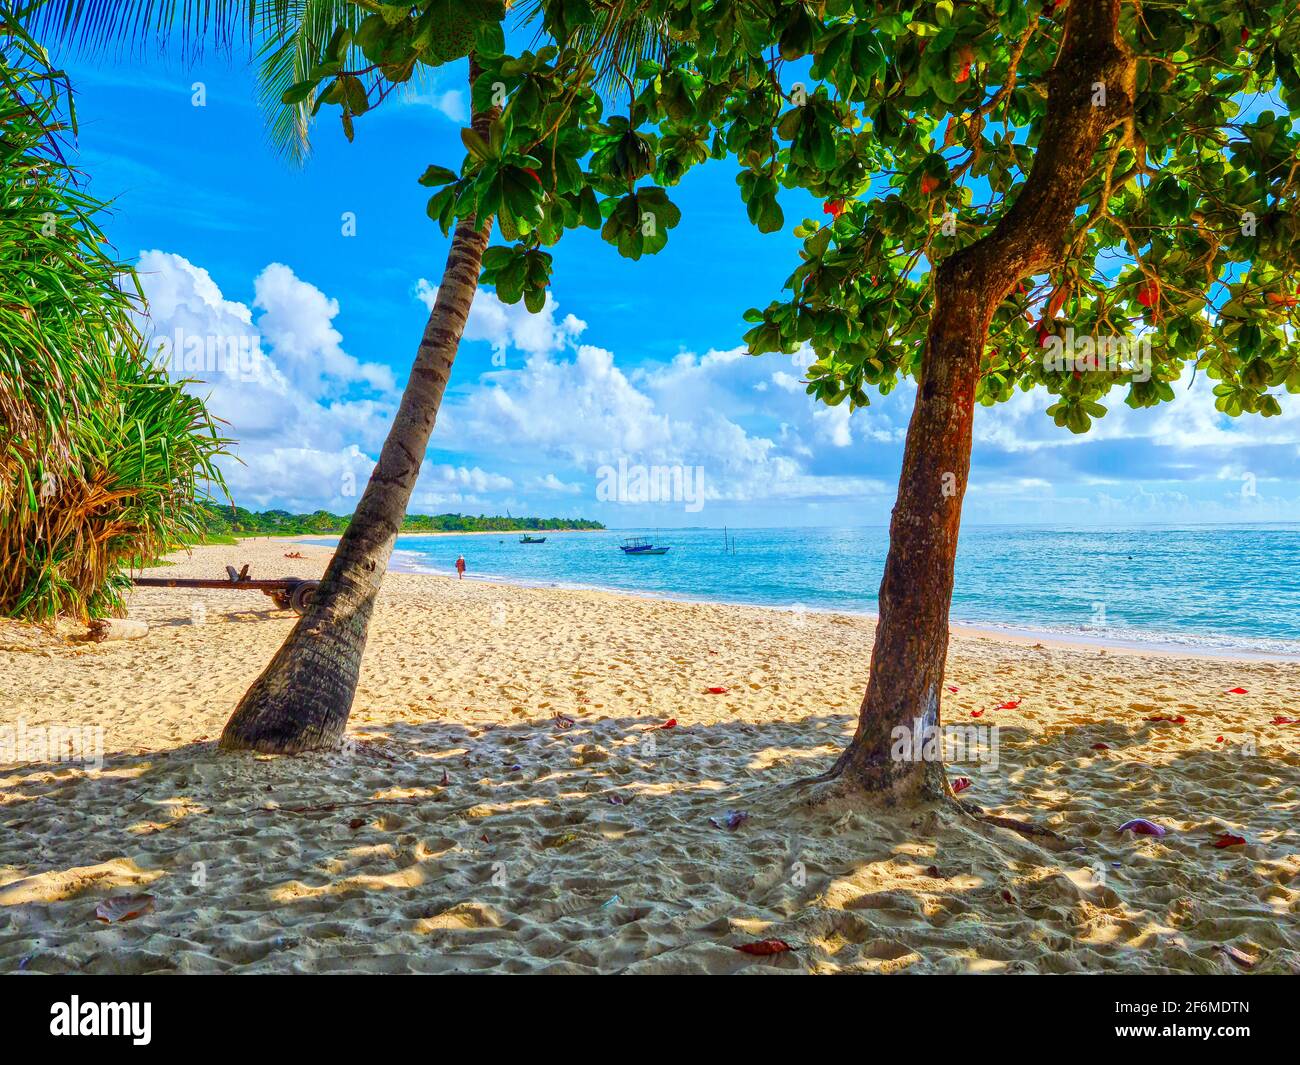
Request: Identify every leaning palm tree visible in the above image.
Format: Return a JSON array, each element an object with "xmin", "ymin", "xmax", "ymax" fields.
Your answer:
[{"xmin": 32, "ymin": 0, "xmax": 667, "ymax": 752}]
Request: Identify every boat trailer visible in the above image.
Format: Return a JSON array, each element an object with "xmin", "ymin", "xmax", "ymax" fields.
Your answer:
[{"xmin": 131, "ymin": 565, "xmax": 320, "ymax": 615}]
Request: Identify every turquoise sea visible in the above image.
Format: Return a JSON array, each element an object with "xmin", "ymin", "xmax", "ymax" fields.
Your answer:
[{"xmin": 313, "ymin": 524, "xmax": 1300, "ymax": 657}]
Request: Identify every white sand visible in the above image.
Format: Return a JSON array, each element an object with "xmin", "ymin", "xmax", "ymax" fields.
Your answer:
[{"xmin": 0, "ymin": 538, "xmax": 1297, "ymax": 973}]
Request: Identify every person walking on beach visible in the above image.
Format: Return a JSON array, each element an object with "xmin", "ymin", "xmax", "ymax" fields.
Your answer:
[{"xmin": 455, "ymin": 555, "xmax": 466, "ymax": 579}]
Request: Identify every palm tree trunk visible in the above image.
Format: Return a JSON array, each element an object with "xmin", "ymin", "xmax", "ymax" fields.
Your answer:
[
  {"xmin": 813, "ymin": 0, "xmax": 1135, "ymax": 801},
  {"xmin": 221, "ymin": 67, "xmax": 494, "ymax": 754}
]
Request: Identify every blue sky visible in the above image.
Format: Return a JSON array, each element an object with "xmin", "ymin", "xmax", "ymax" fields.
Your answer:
[{"xmin": 53, "ymin": 44, "xmax": 1300, "ymax": 528}]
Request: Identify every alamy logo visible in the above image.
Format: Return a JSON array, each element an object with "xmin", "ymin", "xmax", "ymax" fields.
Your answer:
[
  {"xmin": 49, "ymin": 997, "xmax": 151, "ymax": 1045},
  {"xmin": 1041, "ymin": 328, "xmax": 1152, "ymax": 382},
  {"xmin": 595, "ymin": 457, "xmax": 705, "ymax": 513}
]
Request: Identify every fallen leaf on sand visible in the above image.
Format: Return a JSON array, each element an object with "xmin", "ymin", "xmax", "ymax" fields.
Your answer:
[
  {"xmin": 1272, "ymin": 716, "xmax": 1298, "ymax": 725},
  {"xmin": 1225, "ymin": 687, "xmax": 1248, "ymax": 695},
  {"xmin": 1091, "ymin": 743, "xmax": 1110, "ymax": 751},
  {"xmin": 1219, "ymin": 944, "xmax": 1257, "ymax": 969},
  {"xmin": 1146, "ymin": 715, "xmax": 1187, "ymax": 724},
  {"xmin": 951, "ymin": 777, "xmax": 972, "ymax": 794},
  {"xmin": 971, "ymin": 709, "xmax": 985, "ymax": 718},
  {"xmin": 996, "ymin": 698, "xmax": 1022, "ymax": 710},
  {"xmin": 946, "ymin": 686, "xmax": 959, "ymax": 693},
  {"xmin": 348, "ymin": 817, "xmax": 365, "ymax": 830},
  {"xmin": 554, "ymin": 713, "xmax": 575, "ymax": 730},
  {"xmin": 1212, "ymin": 833, "xmax": 1246, "ymax": 849},
  {"xmin": 1118, "ymin": 818, "xmax": 1167, "ymax": 837},
  {"xmin": 705, "ymin": 686, "xmax": 728, "ymax": 694},
  {"xmin": 735, "ymin": 938, "xmax": 794, "ymax": 956},
  {"xmin": 709, "ymin": 809, "xmax": 750, "ymax": 830},
  {"xmin": 95, "ymin": 895, "xmax": 154, "ymax": 923},
  {"xmin": 440, "ymin": 769, "xmax": 450, "ymax": 786},
  {"xmin": 646, "ymin": 718, "xmax": 677, "ymax": 731}
]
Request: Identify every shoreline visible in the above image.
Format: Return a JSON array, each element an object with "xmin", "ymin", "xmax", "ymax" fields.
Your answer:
[{"xmin": 361, "ymin": 539, "xmax": 1300, "ymax": 665}]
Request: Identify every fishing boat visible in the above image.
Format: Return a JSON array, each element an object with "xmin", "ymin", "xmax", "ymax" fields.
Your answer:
[
  {"xmin": 619, "ymin": 536, "xmax": 670, "ymax": 555},
  {"xmin": 519, "ymin": 535, "xmax": 547, "ymax": 544}
]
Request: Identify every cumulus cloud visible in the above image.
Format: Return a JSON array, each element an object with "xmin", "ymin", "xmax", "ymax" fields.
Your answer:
[
  {"xmin": 136, "ymin": 251, "xmax": 508, "ymax": 512},
  {"xmin": 415, "ymin": 281, "xmax": 587, "ymax": 358}
]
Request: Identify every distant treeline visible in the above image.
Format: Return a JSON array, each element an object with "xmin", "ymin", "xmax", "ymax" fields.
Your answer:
[{"xmin": 199, "ymin": 502, "xmax": 604, "ymax": 538}]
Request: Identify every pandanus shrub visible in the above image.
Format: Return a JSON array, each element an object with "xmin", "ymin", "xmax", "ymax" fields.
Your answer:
[{"xmin": 0, "ymin": 4, "xmax": 227, "ymax": 621}]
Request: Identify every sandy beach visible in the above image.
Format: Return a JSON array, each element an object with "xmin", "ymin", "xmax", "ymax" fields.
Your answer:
[{"xmin": 1, "ymin": 537, "xmax": 1297, "ymax": 974}]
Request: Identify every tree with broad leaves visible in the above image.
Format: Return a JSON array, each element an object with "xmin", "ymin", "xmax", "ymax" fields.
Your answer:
[{"xmin": 265, "ymin": 0, "xmax": 1298, "ymax": 809}]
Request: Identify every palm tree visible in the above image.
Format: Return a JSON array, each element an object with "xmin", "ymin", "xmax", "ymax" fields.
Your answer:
[{"xmin": 31, "ymin": 0, "xmax": 664, "ymax": 753}]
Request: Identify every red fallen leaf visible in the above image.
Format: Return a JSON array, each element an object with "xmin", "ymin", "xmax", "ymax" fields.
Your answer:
[
  {"xmin": 971, "ymin": 709, "xmax": 985, "ymax": 718},
  {"xmin": 440, "ymin": 769, "xmax": 450, "ymax": 786},
  {"xmin": 1001, "ymin": 889, "xmax": 1016, "ymax": 904},
  {"xmin": 823, "ymin": 199, "xmax": 846, "ymax": 219},
  {"xmin": 1212, "ymin": 833, "xmax": 1246, "ymax": 849},
  {"xmin": 1092, "ymin": 743, "xmax": 1110, "ymax": 750},
  {"xmin": 1136, "ymin": 280, "xmax": 1159, "ymax": 308},
  {"xmin": 652, "ymin": 718, "xmax": 678, "ymax": 730},
  {"xmin": 1271, "ymin": 716, "xmax": 1298, "ymax": 725},
  {"xmin": 705, "ymin": 686, "xmax": 728, "ymax": 695},
  {"xmin": 349, "ymin": 816, "xmax": 366, "ymax": 830},
  {"xmin": 554, "ymin": 712, "xmax": 575, "ymax": 730},
  {"xmin": 920, "ymin": 174, "xmax": 939, "ymax": 195},
  {"xmin": 1216, "ymin": 736, "xmax": 1225, "ymax": 743},
  {"xmin": 735, "ymin": 938, "xmax": 794, "ymax": 956},
  {"xmin": 951, "ymin": 777, "xmax": 972, "ymax": 794},
  {"xmin": 1225, "ymin": 687, "xmax": 1248, "ymax": 694},
  {"xmin": 95, "ymin": 895, "xmax": 154, "ymax": 923},
  {"xmin": 480, "ymin": 833, "xmax": 490, "ymax": 843},
  {"xmin": 946, "ymin": 685, "xmax": 959, "ymax": 693},
  {"xmin": 1146, "ymin": 715, "xmax": 1187, "ymax": 724},
  {"xmin": 996, "ymin": 698, "xmax": 1022, "ymax": 710}
]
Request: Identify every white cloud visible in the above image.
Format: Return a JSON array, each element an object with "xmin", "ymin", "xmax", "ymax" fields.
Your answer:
[
  {"xmin": 136, "ymin": 251, "xmax": 512, "ymax": 513},
  {"xmin": 415, "ymin": 281, "xmax": 587, "ymax": 358}
]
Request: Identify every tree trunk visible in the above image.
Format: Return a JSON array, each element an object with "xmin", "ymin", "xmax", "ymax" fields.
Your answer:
[
  {"xmin": 221, "ymin": 70, "xmax": 495, "ymax": 754},
  {"xmin": 816, "ymin": 0, "xmax": 1136, "ymax": 801}
]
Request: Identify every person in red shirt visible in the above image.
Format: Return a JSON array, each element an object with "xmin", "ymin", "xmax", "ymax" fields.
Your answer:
[{"xmin": 455, "ymin": 555, "xmax": 466, "ymax": 579}]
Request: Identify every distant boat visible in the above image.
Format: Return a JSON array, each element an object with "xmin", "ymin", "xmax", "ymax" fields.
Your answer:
[
  {"xmin": 620, "ymin": 536, "xmax": 669, "ymax": 555},
  {"xmin": 519, "ymin": 534, "xmax": 547, "ymax": 544}
]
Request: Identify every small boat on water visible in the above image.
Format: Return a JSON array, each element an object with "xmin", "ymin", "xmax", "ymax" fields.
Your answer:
[
  {"xmin": 519, "ymin": 535, "xmax": 547, "ymax": 544},
  {"xmin": 620, "ymin": 536, "xmax": 670, "ymax": 555}
]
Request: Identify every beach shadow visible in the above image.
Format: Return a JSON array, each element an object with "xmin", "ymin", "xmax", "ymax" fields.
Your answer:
[{"xmin": 1, "ymin": 711, "xmax": 1296, "ymax": 975}]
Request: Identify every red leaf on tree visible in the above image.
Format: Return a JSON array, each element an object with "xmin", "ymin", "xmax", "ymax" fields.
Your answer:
[
  {"xmin": 920, "ymin": 174, "xmax": 939, "ymax": 195},
  {"xmin": 1136, "ymin": 280, "xmax": 1159, "ymax": 307},
  {"xmin": 735, "ymin": 938, "xmax": 795, "ymax": 956},
  {"xmin": 1212, "ymin": 833, "xmax": 1246, "ymax": 849},
  {"xmin": 823, "ymin": 199, "xmax": 846, "ymax": 219}
]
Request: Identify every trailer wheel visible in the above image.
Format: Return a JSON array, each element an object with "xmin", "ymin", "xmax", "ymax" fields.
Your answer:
[{"xmin": 289, "ymin": 580, "xmax": 319, "ymax": 615}]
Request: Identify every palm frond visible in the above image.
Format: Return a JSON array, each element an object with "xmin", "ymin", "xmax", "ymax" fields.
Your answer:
[{"xmin": 19, "ymin": 0, "xmax": 298, "ymax": 59}]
